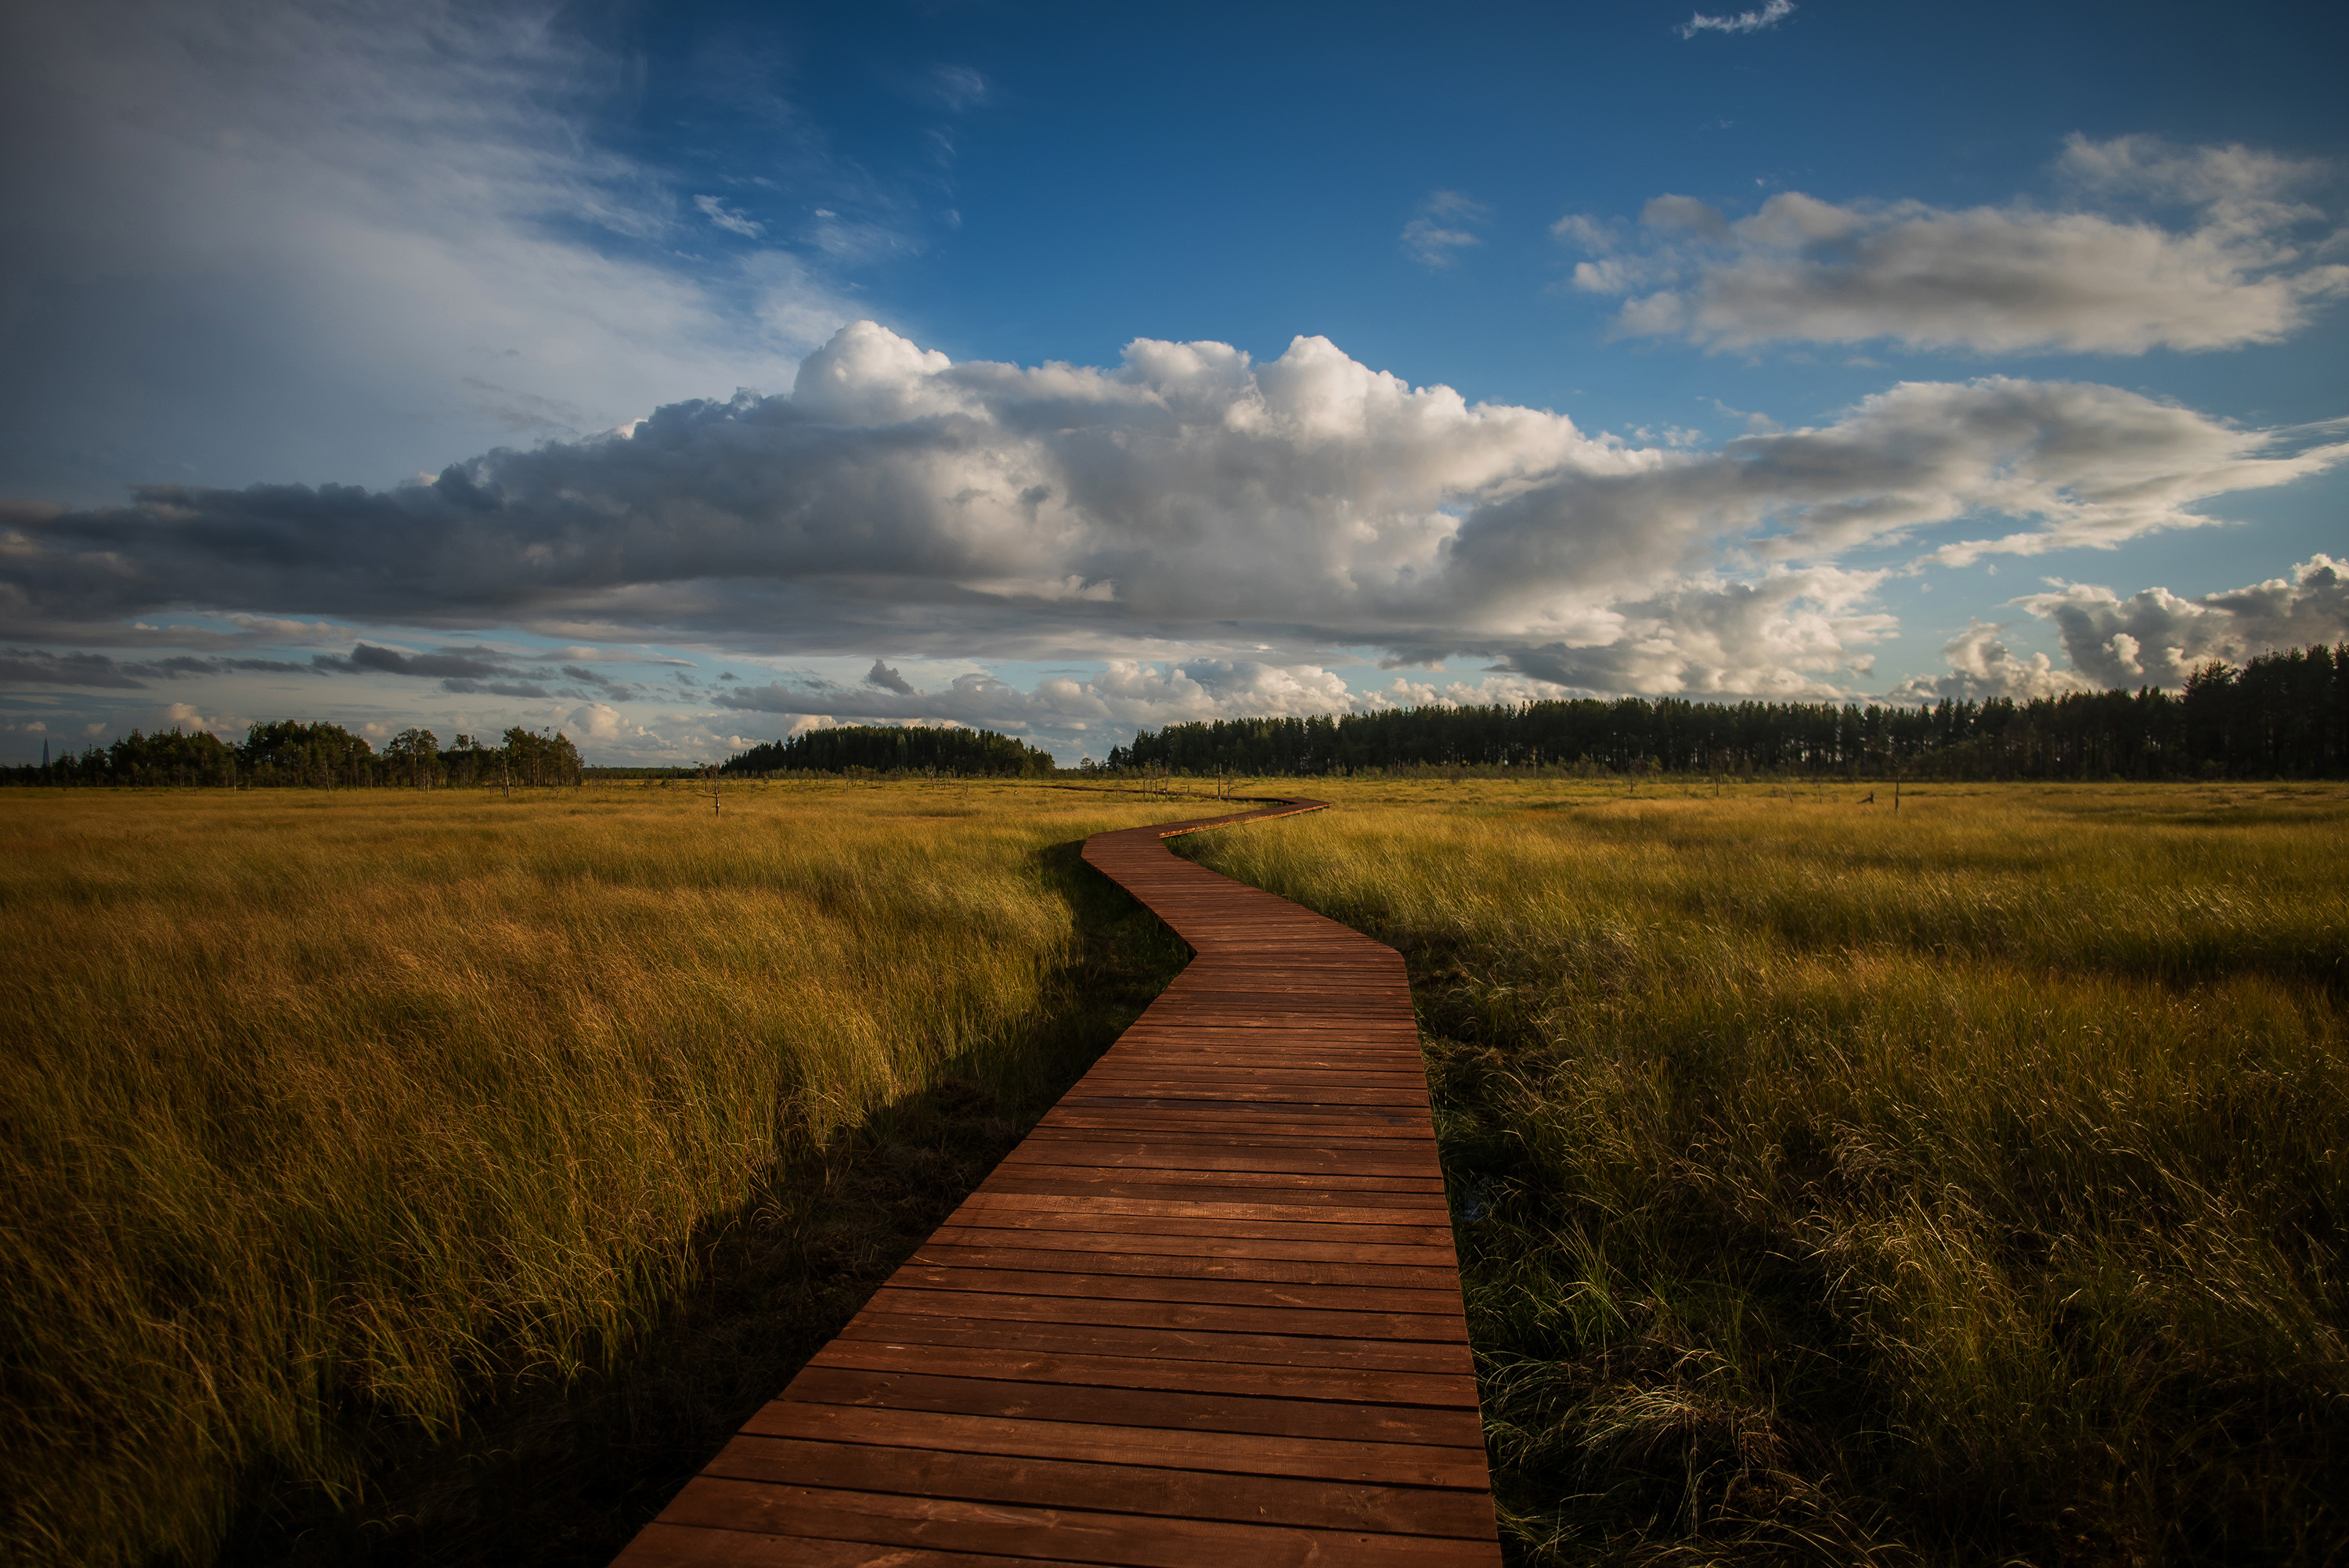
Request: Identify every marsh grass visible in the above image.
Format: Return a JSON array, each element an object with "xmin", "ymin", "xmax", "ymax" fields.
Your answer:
[
  {"xmin": 1179, "ymin": 778, "xmax": 2349, "ymax": 1565},
  {"xmin": 0, "ymin": 780, "xmax": 1193, "ymax": 1566}
]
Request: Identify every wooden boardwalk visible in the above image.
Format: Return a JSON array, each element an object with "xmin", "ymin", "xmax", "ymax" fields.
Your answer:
[{"xmin": 615, "ymin": 799, "xmax": 1499, "ymax": 1566}]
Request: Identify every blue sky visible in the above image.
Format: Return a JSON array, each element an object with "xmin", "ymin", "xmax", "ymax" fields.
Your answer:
[{"xmin": 2, "ymin": 0, "xmax": 2344, "ymax": 763}]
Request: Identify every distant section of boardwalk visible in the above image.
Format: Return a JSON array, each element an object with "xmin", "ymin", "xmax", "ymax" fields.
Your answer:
[{"xmin": 615, "ymin": 798, "xmax": 1501, "ymax": 1566}]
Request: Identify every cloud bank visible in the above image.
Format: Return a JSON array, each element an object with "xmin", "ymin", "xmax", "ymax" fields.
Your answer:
[
  {"xmin": 1557, "ymin": 135, "xmax": 2349, "ymax": 354},
  {"xmin": 4, "ymin": 323, "xmax": 2341, "ymax": 716},
  {"xmin": 715, "ymin": 658, "xmax": 1359, "ymax": 743}
]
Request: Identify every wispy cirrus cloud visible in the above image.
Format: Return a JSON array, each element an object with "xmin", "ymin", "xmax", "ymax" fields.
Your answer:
[
  {"xmin": 1676, "ymin": 0, "xmax": 1794, "ymax": 39},
  {"xmin": 1555, "ymin": 135, "xmax": 2349, "ymax": 355},
  {"xmin": 0, "ymin": 0, "xmax": 857, "ymax": 504},
  {"xmin": 693, "ymin": 194, "xmax": 765, "ymax": 237},
  {"xmin": 925, "ymin": 64, "xmax": 990, "ymax": 113},
  {"xmin": 1402, "ymin": 192, "xmax": 1489, "ymax": 269}
]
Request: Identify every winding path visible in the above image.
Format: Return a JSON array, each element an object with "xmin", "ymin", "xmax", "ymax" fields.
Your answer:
[{"xmin": 615, "ymin": 798, "xmax": 1500, "ymax": 1566}]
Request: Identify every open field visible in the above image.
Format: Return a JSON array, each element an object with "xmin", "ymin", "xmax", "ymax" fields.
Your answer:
[
  {"xmin": 0, "ymin": 780, "xmax": 1201, "ymax": 1567},
  {"xmin": 9, "ymin": 775, "xmax": 2344, "ymax": 1566},
  {"xmin": 1177, "ymin": 778, "xmax": 2349, "ymax": 1566}
]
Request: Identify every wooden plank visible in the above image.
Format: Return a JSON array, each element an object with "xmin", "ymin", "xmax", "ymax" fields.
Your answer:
[
  {"xmin": 1070, "ymin": 1065, "xmax": 1436, "ymax": 1084},
  {"xmin": 879, "ymin": 1263, "xmax": 1469, "ymax": 1316},
  {"xmin": 732, "ymin": 1404, "xmax": 1489, "ymax": 1487},
  {"xmin": 904, "ymin": 1242, "xmax": 1463, "ymax": 1290},
  {"xmin": 844, "ymin": 1284, "xmax": 1470, "ymax": 1343},
  {"xmin": 924, "ymin": 1224, "xmax": 1462, "ymax": 1264},
  {"xmin": 1054, "ymin": 1091, "xmax": 1434, "ymax": 1108},
  {"xmin": 1070, "ymin": 1062, "xmax": 1436, "ymax": 1081},
  {"xmin": 936, "ymin": 1204, "xmax": 1457, "ymax": 1243},
  {"xmin": 1005, "ymin": 1141, "xmax": 1442, "ymax": 1171},
  {"xmin": 976, "ymin": 1167, "xmax": 1450, "ymax": 1199},
  {"xmin": 614, "ymin": 1521, "xmax": 1045, "ymax": 1567},
  {"xmin": 1036, "ymin": 1114, "xmax": 1438, "ymax": 1141},
  {"xmin": 806, "ymin": 1339, "xmax": 1483, "ymax": 1408},
  {"xmin": 950, "ymin": 1191, "xmax": 1460, "ymax": 1228},
  {"xmin": 698, "ymin": 1436, "xmax": 1500, "ymax": 1538},
  {"xmin": 655, "ymin": 1478, "xmax": 1503, "ymax": 1567},
  {"xmin": 828, "ymin": 1314, "xmax": 1477, "ymax": 1374},
  {"xmin": 615, "ymin": 799, "xmax": 1499, "ymax": 1566},
  {"xmin": 999, "ymin": 1143, "xmax": 1442, "ymax": 1176}
]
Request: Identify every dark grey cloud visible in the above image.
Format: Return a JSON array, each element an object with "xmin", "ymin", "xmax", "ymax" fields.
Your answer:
[
  {"xmin": 334, "ymin": 643, "xmax": 518, "ymax": 679},
  {"xmin": 865, "ymin": 658, "xmax": 915, "ymax": 694},
  {"xmin": 294, "ymin": 640, "xmax": 633, "ymax": 702},
  {"xmin": 0, "ymin": 649, "xmax": 150, "ymax": 689},
  {"xmin": 0, "ymin": 647, "xmax": 316, "ymax": 688},
  {"xmin": 440, "ymin": 678, "xmax": 554, "ymax": 699},
  {"xmin": 558, "ymin": 663, "xmax": 637, "ymax": 698},
  {"xmin": 144, "ymin": 655, "xmax": 316, "ymax": 676}
]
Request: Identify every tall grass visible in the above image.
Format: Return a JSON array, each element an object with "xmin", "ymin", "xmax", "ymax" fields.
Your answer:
[
  {"xmin": 1180, "ymin": 779, "xmax": 2349, "ymax": 1564},
  {"xmin": 0, "ymin": 780, "xmax": 1192, "ymax": 1567}
]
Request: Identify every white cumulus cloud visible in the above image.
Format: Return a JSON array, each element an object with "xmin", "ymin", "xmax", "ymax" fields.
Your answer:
[
  {"xmin": 1889, "ymin": 553, "xmax": 2349, "ymax": 702},
  {"xmin": 5, "ymin": 323, "xmax": 2341, "ymax": 700},
  {"xmin": 2019, "ymin": 553, "xmax": 2349, "ymax": 687},
  {"xmin": 4, "ymin": 323, "xmax": 2343, "ymax": 759},
  {"xmin": 1889, "ymin": 622, "xmax": 2088, "ymax": 703},
  {"xmin": 1556, "ymin": 135, "xmax": 2349, "ymax": 355}
]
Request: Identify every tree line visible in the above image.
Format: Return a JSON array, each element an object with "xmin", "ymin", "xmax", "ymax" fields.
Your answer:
[
  {"xmin": 1108, "ymin": 643, "xmax": 2349, "ymax": 780},
  {"xmin": 721, "ymin": 724, "xmax": 1058, "ymax": 778},
  {"xmin": 7, "ymin": 721, "xmax": 584, "ymax": 788}
]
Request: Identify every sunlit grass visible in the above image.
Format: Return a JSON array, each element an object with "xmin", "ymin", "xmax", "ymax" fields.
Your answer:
[
  {"xmin": 1181, "ymin": 777, "xmax": 2349, "ymax": 1564},
  {"xmin": 0, "ymin": 779, "xmax": 1193, "ymax": 1567}
]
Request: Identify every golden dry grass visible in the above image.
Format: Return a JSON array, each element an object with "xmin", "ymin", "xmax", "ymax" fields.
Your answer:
[
  {"xmin": 0, "ymin": 779, "xmax": 1195, "ymax": 1567},
  {"xmin": 1179, "ymin": 777, "xmax": 2349, "ymax": 1565}
]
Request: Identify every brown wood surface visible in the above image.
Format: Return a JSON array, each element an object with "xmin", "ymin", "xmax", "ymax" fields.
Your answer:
[{"xmin": 613, "ymin": 798, "xmax": 1499, "ymax": 1566}]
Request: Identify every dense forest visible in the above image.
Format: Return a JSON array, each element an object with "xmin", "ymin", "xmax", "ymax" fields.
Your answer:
[
  {"xmin": 720, "ymin": 724, "xmax": 1057, "ymax": 777},
  {"xmin": 13, "ymin": 643, "xmax": 2345, "ymax": 788},
  {"xmin": 1110, "ymin": 643, "xmax": 2349, "ymax": 780},
  {"xmin": 5, "ymin": 721, "xmax": 583, "ymax": 788}
]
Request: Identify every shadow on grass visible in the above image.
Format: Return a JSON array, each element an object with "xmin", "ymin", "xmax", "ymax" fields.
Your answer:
[{"xmin": 214, "ymin": 837, "xmax": 1190, "ymax": 1568}]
